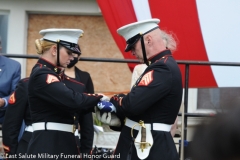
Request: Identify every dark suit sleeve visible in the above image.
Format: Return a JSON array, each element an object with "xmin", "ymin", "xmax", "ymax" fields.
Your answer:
[
  {"xmin": 4, "ymin": 61, "xmax": 21, "ymax": 102},
  {"xmin": 74, "ymin": 67, "xmax": 95, "ymax": 157},
  {"xmin": 85, "ymin": 74, "xmax": 94, "ymax": 94},
  {"xmin": 79, "ymin": 112, "xmax": 94, "ymax": 158},
  {"xmin": 75, "ymin": 67, "xmax": 94, "ymax": 94},
  {"xmin": 2, "ymin": 79, "xmax": 27, "ymax": 156}
]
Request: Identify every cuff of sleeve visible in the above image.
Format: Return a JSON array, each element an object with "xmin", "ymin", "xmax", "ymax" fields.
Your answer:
[
  {"xmin": 3, "ymin": 98, "xmax": 8, "ymax": 108},
  {"xmin": 119, "ymin": 97, "xmax": 123, "ymax": 106}
]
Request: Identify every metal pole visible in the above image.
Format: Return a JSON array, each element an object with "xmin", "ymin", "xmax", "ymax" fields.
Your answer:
[
  {"xmin": 184, "ymin": 64, "xmax": 190, "ymax": 140},
  {"xmin": 3, "ymin": 53, "xmax": 240, "ymax": 66},
  {"xmin": 1, "ymin": 53, "xmax": 140, "ymax": 63},
  {"xmin": 180, "ymin": 104, "xmax": 185, "ymax": 160},
  {"xmin": 180, "ymin": 64, "xmax": 190, "ymax": 160},
  {"xmin": 178, "ymin": 113, "xmax": 215, "ymax": 117}
]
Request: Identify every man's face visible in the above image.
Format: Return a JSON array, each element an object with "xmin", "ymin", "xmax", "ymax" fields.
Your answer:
[{"xmin": 131, "ymin": 40, "xmax": 143, "ymax": 63}]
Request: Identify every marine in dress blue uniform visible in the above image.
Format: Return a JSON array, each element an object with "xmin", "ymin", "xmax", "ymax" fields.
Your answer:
[
  {"xmin": 26, "ymin": 29, "xmax": 103, "ymax": 160},
  {"xmin": 109, "ymin": 19, "xmax": 183, "ymax": 160},
  {"xmin": 64, "ymin": 44, "xmax": 95, "ymax": 159},
  {"xmin": 2, "ymin": 78, "xmax": 32, "ymax": 160}
]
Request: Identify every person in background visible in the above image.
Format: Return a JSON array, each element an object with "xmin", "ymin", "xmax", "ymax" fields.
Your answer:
[
  {"xmin": 190, "ymin": 107, "xmax": 240, "ymax": 160},
  {"xmin": 26, "ymin": 28, "xmax": 104, "ymax": 160},
  {"xmin": 0, "ymin": 36, "xmax": 25, "ymax": 160},
  {"xmin": 2, "ymin": 77, "xmax": 32, "ymax": 159},
  {"xmin": 98, "ymin": 18, "xmax": 182, "ymax": 160},
  {"xmin": 65, "ymin": 46, "xmax": 94, "ymax": 93},
  {"xmin": 0, "ymin": 36, "xmax": 21, "ymax": 124},
  {"xmin": 64, "ymin": 45, "xmax": 95, "ymax": 159}
]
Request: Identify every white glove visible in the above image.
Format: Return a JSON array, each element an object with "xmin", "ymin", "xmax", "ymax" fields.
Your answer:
[
  {"xmin": 95, "ymin": 108, "xmax": 121, "ymax": 127},
  {"xmin": 98, "ymin": 93, "xmax": 110, "ymax": 101},
  {"xmin": 100, "ymin": 95, "xmax": 110, "ymax": 101}
]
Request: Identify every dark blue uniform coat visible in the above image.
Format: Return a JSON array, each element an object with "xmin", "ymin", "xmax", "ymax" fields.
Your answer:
[
  {"xmin": 2, "ymin": 78, "xmax": 31, "ymax": 160},
  {"xmin": 114, "ymin": 50, "xmax": 182, "ymax": 160},
  {"xmin": 26, "ymin": 58, "xmax": 101, "ymax": 160}
]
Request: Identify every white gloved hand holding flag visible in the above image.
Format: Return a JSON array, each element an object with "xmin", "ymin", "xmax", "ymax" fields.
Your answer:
[
  {"xmin": 99, "ymin": 94, "xmax": 110, "ymax": 102},
  {"xmin": 97, "ymin": 101, "xmax": 116, "ymax": 113},
  {"xmin": 95, "ymin": 107, "xmax": 121, "ymax": 127}
]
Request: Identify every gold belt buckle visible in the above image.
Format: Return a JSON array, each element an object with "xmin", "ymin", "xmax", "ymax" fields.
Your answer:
[
  {"xmin": 73, "ymin": 116, "xmax": 77, "ymax": 133},
  {"xmin": 73, "ymin": 125, "xmax": 76, "ymax": 133}
]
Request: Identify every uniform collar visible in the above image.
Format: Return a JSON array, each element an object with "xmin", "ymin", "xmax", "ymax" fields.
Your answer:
[
  {"xmin": 37, "ymin": 58, "xmax": 64, "ymax": 74},
  {"xmin": 148, "ymin": 49, "xmax": 172, "ymax": 65}
]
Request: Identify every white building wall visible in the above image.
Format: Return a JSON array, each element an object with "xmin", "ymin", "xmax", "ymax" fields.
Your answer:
[{"xmin": 0, "ymin": 0, "xmax": 101, "ymax": 78}]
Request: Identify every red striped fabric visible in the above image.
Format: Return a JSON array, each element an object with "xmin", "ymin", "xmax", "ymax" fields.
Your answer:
[
  {"xmin": 97, "ymin": 0, "xmax": 138, "ymax": 71},
  {"xmin": 97, "ymin": 0, "xmax": 217, "ymax": 88}
]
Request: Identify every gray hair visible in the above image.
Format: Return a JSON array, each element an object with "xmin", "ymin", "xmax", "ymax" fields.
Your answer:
[{"xmin": 160, "ymin": 30, "xmax": 177, "ymax": 52}]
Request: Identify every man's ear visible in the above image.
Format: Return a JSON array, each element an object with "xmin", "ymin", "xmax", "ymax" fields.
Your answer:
[{"xmin": 145, "ymin": 35, "xmax": 152, "ymax": 45}]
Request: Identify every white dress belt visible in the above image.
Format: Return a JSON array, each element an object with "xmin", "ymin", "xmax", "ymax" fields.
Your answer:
[
  {"xmin": 25, "ymin": 125, "xmax": 33, "ymax": 132},
  {"xmin": 32, "ymin": 122, "xmax": 74, "ymax": 133},
  {"xmin": 125, "ymin": 118, "xmax": 172, "ymax": 132}
]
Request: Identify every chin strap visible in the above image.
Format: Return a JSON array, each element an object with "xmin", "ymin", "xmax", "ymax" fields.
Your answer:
[
  {"xmin": 140, "ymin": 37, "xmax": 149, "ymax": 66},
  {"xmin": 139, "ymin": 26, "xmax": 159, "ymax": 66},
  {"xmin": 57, "ymin": 40, "xmax": 60, "ymax": 66}
]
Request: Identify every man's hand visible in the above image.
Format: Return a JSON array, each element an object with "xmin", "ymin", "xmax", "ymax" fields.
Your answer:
[
  {"xmin": 0, "ymin": 98, "xmax": 5, "ymax": 107},
  {"xmin": 97, "ymin": 101, "xmax": 116, "ymax": 112},
  {"xmin": 95, "ymin": 107, "xmax": 121, "ymax": 127},
  {"xmin": 110, "ymin": 94, "xmax": 126, "ymax": 108},
  {"xmin": 99, "ymin": 94, "xmax": 110, "ymax": 101}
]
